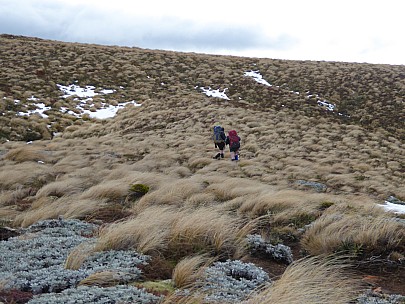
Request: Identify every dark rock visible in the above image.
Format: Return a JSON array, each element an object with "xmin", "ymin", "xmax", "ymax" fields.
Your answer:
[{"xmin": 0, "ymin": 227, "xmax": 19, "ymax": 241}]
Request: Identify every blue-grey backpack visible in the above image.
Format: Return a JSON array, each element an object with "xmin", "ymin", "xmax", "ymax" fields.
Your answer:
[{"xmin": 213, "ymin": 126, "xmax": 225, "ymax": 144}]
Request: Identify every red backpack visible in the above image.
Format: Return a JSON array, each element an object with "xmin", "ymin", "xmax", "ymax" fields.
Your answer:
[{"xmin": 228, "ymin": 130, "xmax": 240, "ymax": 149}]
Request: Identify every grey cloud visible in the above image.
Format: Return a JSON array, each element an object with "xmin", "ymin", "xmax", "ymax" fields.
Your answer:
[
  {"xmin": 0, "ymin": 0, "xmax": 80, "ymax": 40},
  {"xmin": 0, "ymin": 0, "xmax": 297, "ymax": 53},
  {"xmin": 137, "ymin": 19, "xmax": 297, "ymax": 52}
]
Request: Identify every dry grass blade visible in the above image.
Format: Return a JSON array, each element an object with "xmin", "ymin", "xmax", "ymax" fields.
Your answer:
[
  {"xmin": 94, "ymin": 206, "xmax": 177, "ymax": 254},
  {"xmin": 172, "ymin": 254, "xmax": 213, "ymax": 288},
  {"xmin": 78, "ymin": 271, "xmax": 123, "ymax": 287},
  {"xmin": 245, "ymin": 256, "xmax": 363, "ymax": 304},
  {"xmin": 301, "ymin": 212, "xmax": 405, "ymax": 256},
  {"xmin": 4, "ymin": 146, "xmax": 45, "ymax": 163},
  {"xmin": 65, "ymin": 242, "xmax": 96, "ymax": 270}
]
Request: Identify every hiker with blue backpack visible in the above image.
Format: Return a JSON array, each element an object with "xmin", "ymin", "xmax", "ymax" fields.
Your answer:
[
  {"xmin": 212, "ymin": 125, "xmax": 226, "ymax": 159},
  {"xmin": 226, "ymin": 130, "xmax": 241, "ymax": 161}
]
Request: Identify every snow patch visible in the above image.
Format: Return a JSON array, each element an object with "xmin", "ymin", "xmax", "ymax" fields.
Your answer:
[
  {"xmin": 379, "ymin": 201, "xmax": 405, "ymax": 214},
  {"xmin": 200, "ymin": 87, "xmax": 230, "ymax": 100}
]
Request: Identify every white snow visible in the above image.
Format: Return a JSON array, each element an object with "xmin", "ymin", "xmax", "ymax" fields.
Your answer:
[
  {"xmin": 13, "ymin": 84, "xmax": 141, "ymax": 120},
  {"xmin": 56, "ymin": 84, "xmax": 141, "ymax": 119},
  {"xmin": 243, "ymin": 70, "xmax": 337, "ymax": 112},
  {"xmin": 57, "ymin": 84, "xmax": 103, "ymax": 98},
  {"xmin": 244, "ymin": 70, "xmax": 272, "ymax": 86},
  {"xmin": 200, "ymin": 87, "xmax": 230, "ymax": 100},
  {"xmin": 379, "ymin": 201, "xmax": 405, "ymax": 214},
  {"xmin": 317, "ymin": 99, "xmax": 335, "ymax": 111},
  {"xmin": 17, "ymin": 102, "xmax": 51, "ymax": 118},
  {"xmin": 81, "ymin": 101, "xmax": 141, "ymax": 119}
]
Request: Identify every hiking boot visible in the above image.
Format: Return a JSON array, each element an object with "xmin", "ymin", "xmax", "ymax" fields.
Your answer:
[
  {"xmin": 235, "ymin": 155, "xmax": 239, "ymax": 161},
  {"xmin": 213, "ymin": 153, "xmax": 221, "ymax": 159},
  {"xmin": 220, "ymin": 153, "xmax": 224, "ymax": 158}
]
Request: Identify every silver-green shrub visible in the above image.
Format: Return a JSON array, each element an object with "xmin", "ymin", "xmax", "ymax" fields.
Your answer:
[
  {"xmin": 356, "ymin": 290, "xmax": 405, "ymax": 304},
  {"xmin": 199, "ymin": 259, "xmax": 270, "ymax": 303},
  {"xmin": 28, "ymin": 285, "xmax": 162, "ymax": 304},
  {"xmin": 0, "ymin": 219, "xmax": 150, "ymax": 295},
  {"xmin": 246, "ymin": 234, "xmax": 293, "ymax": 264}
]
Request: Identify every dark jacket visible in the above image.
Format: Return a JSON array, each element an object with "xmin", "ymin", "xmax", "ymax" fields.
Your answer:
[{"xmin": 225, "ymin": 135, "xmax": 241, "ymax": 151}]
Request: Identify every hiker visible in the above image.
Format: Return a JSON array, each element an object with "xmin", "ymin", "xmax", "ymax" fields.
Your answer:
[
  {"xmin": 226, "ymin": 130, "xmax": 241, "ymax": 161},
  {"xmin": 212, "ymin": 125, "xmax": 226, "ymax": 159}
]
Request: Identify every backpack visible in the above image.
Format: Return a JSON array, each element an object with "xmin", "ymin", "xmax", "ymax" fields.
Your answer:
[
  {"xmin": 213, "ymin": 126, "xmax": 225, "ymax": 144},
  {"xmin": 228, "ymin": 130, "xmax": 240, "ymax": 149}
]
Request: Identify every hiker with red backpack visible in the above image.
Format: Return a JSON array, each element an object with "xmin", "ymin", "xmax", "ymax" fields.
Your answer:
[
  {"xmin": 226, "ymin": 130, "xmax": 241, "ymax": 161},
  {"xmin": 212, "ymin": 125, "xmax": 226, "ymax": 159}
]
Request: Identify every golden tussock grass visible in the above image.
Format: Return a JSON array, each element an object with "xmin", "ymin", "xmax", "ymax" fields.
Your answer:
[
  {"xmin": 78, "ymin": 271, "xmax": 123, "ymax": 287},
  {"xmin": 135, "ymin": 178, "xmax": 203, "ymax": 210},
  {"xmin": 0, "ymin": 206, "xmax": 20, "ymax": 221},
  {"xmin": 0, "ymin": 163, "xmax": 49, "ymax": 190},
  {"xmin": 239, "ymin": 163, "xmax": 268, "ymax": 178},
  {"xmin": 167, "ymin": 166, "xmax": 193, "ymax": 178},
  {"xmin": 79, "ymin": 180, "xmax": 129, "ymax": 202},
  {"xmin": 238, "ymin": 189, "xmax": 331, "ymax": 218},
  {"xmin": 4, "ymin": 146, "xmax": 46, "ymax": 163},
  {"xmin": 95, "ymin": 205, "xmax": 251, "ymax": 259},
  {"xmin": 35, "ymin": 177, "xmax": 85, "ymax": 198},
  {"xmin": 105, "ymin": 169, "xmax": 168, "ymax": 189},
  {"xmin": 301, "ymin": 208, "xmax": 405, "ymax": 256},
  {"xmin": 51, "ymin": 154, "xmax": 93, "ymax": 175},
  {"xmin": 172, "ymin": 254, "xmax": 212, "ymax": 288},
  {"xmin": 13, "ymin": 196, "xmax": 106, "ymax": 227},
  {"xmin": 204, "ymin": 176, "xmax": 272, "ymax": 202},
  {"xmin": 169, "ymin": 207, "xmax": 247, "ymax": 259},
  {"xmin": 246, "ymin": 256, "xmax": 362, "ymax": 304},
  {"xmin": 184, "ymin": 192, "xmax": 216, "ymax": 207},
  {"xmin": 161, "ymin": 292, "xmax": 206, "ymax": 304},
  {"xmin": 65, "ymin": 242, "xmax": 96, "ymax": 270},
  {"xmin": 94, "ymin": 206, "xmax": 177, "ymax": 254},
  {"xmin": 129, "ymin": 149, "xmax": 183, "ymax": 173},
  {"xmin": 0, "ymin": 187, "xmax": 32, "ymax": 207},
  {"xmin": 188, "ymin": 157, "xmax": 214, "ymax": 171}
]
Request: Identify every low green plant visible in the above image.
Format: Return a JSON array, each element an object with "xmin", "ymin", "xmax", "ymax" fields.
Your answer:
[
  {"xmin": 338, "ymin": 241, "xmax": 364, "ymax": 256},
  {"xmin": 134, "ymin": 280, "xmax": 175, "ymax": 297},
  {"xmin": 128, "ymin": 183, "xmax": 150, "ymax": 199},
  {"xmin": 319, "ymin": 201, "xmax": 334, "ymax": 210},
  {"xmin": 288, "ymin": 212, "xmax": 318, "ymax": 228}
]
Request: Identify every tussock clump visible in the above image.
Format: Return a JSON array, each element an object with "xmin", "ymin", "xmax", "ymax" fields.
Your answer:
[
  {"xmin": 204, "ymin": 176, "xmax": 271, "ymax": 202},
  {"xmin": 35, "ymin": 177, "xmax": 85, "ymax": 198},
  {"xmin": 238, "ymin": 189, "xmax": 328, "ymax": 223},
  {"xmin": 169, "ymin": 207, "xmax": 247, "ymax": 259},
  {"xmin": 96, "ymin": 205, "xmax": 251, "ymax": 259},
  {"xmin": 95, "ymin": 206, "xmax": 177, "ymax": 254},
  {"xmin": 301, "ymin": 211, "xmax": 405, "ymax": 257},
  {"xmin": 13, "ymin": 197, "xmax": 106, "ymax": 227},
  {"xmin": 135, "ymin": 178, "xmax": 203, "ymax": 208},
  {"xmin": 245, "ymin": 256, "xmax": 361, "ymax": 304},
  {"xmin": 172, "ymin": 254, "xmax": 211, "ymax": 288},
  {"xmin": 4, "ymin": 146, "xmax": 46, "ymax": 163},
  {"xmin": 0, "ymin": 162, "xmax": 51, "ymax": 190}
]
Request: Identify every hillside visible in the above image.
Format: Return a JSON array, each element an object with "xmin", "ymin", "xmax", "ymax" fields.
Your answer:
[{"xmin": 0, "ymin": 35, "xmax": 404, "ymax": 303}]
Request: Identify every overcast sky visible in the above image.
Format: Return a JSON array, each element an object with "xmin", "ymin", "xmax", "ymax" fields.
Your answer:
[{"xmin": 1, "ymin": 0, "xmax": 404, "ymax": 65}]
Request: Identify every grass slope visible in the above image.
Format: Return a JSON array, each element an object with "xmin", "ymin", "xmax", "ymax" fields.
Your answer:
[{"xmin": 0, "ymin": 35, "xmax": 404, "ymax": 302}]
